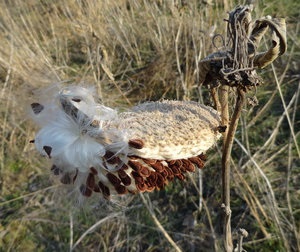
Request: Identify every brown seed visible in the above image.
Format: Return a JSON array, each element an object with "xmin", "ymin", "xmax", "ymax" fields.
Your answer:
[
  {"xmin": 71, "ymin": 98, "xmax": 81, "ymax": 102},
  {"xmin": 93, "ymin": 184, "xmax": 101, "ymax": 192},
  {"xmin": 142, "ymin": 158, "xmax": 157, "ymax": 165},
  {"xmin": 104, "ymin": 151, "xmax": 121, "ymax": 164},
  {"xmin": 131, "ymin": 171, "xmax": 144, "ymax": 184},
  {"xmin": 106, "ymin": 172, "xmax": 121, "ymax": 186},
  {"xmin": 60, "ymin": 173, "xmax": 72, "ymax": 184},
  {"xmin": 128, "ymin": 139, "xmax": 144, "ymax": 149},
  {"xmin": 114, "ymin": 184, "xmax": 127, "ymax": 195},
  {"xmin": 43, "ymin": 146, "xmax": 52, "ymax": 158},
  {"xmin": 90, "ymin": 167, "xmax": 98, "ymax": 175},
  {"xmin": 169, "ymin": 165, "xmax": 181, "ymax": 175},
  {"xmin": 165, "ymin": 167, "xmax": 174, "ymax": 180},
  {"xmin": 138, "ymin": 165, "xmax": 151, "ymax": 178},
  {"xmin": 136, "ymin": 181, "xmax": 147, "ymax": 192},
  {"xmin": 98, "ymin": 181, "xmax": 110, "ymax": 199},
  {"xmin": 145, "ymin": 184, "xmax": 155, "ymax": 192},
  {"xmin": 31, "ymin": 103, "xmax": 44, "ymax": 114},
  {"xmin": 51, "ymin": 165, "xmax": 60, "ymax": 175},
  {"xmin": 120, "ymin": 163, "xmax": 129, "ymax": 170},
  {"xmin": 86, "ymin": 173, "xmax": 96, "ymax": 189},
  {"xmin": 159, "ymin": 169, "xmax": 168, "ymax": 179},
  {"xmin": 199, "ymin": 153, "xmax": 207, "ymax": 162},
  {"xmin": 73, "ymin": 169, "xmax": 78, "ymax": 183},
  {"xmin": 176, "ymin": 174, "xmax": 185, "ymax": 181},
  {"xmin": 117, "ymin": 169, "xmax": 131, "ymax": 186},
  {"xmin": 146, "ymin": 172, "xmax": 157, "ymax": 186},
  {"xmin": 188, "ymin": 157, "xmax": 205, "ymax": 169},
  {"xmin": 217, "ymin": 125, "xmax": 227, "ymax": 133},
  {"xmin": 174, "ymin": 160, "xmax": 183, "ymax": 167},
  {"xmin": 150, "ymin": 161, "xmax": 164, "ymax": 173},
  {"xmin": 182, "ymin": 159, "xmax": 195, "ymax": 172},
  {"xmin": 80, "ymin": 184, "xmax": 93, "ymax": 197},
  {"xmin": 128, "ymin": 160, "xmax": 142, "ymax": 172},
  {"xmin": 167, "ymin": 160, "xmax": 176, "ymax": 165},
  {"xmin": 155, "ymin": 173, "xmax": 165, "ymax": 189}
]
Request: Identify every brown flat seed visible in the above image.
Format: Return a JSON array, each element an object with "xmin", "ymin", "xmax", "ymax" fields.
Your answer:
[
  {"xmin": 31, "ymin": 103, "xmax": 44, "ymax": 114},
  {"xmin": 131, "ymin": 171, "xmax": 144, "ymax": 184},
  {"xmin": 106, "ymin": 172, "xmax": 121, "ymax": 186},
  {"xmin": 176, "ymin": 174, "xmax": 185, "ymax": 181},
  {"xmin": 87, "ymin": 173, "xmax": 96, "ymax": 189},
  {"xmin": 217, "ymin": 125, "xmax": 227, "ymax": 133},
  {"xmin": 136, "ymin": 182, "xmax": 147, "ymax": 192},
  {"xmin": 118, "ymin": 169, "xmax": 128, "ymax": 178},
  {"xmin": 167, "ymin": 160, "xmax": 176, "ymax": 165},
  {"xmin": 71, "ymin": 98, "xmax": 81, "ymax": 102},
  {"xmin": 182, "ymin": 159, "xmax": 195, "ymax": 172},
  {"xmin": 175, "ymin": 160, "xmax": 183, "ymax": 167},
  {"xmin": 120, "ymin": 163, "xmax": 128, "ymax": 170},
  {"xmin": 145, "ymin": 185, "xmax": 155, "ymax": 192},
  {"xmin": 139, "ymin": 166, "xmax": 151, "ymax": 177},
  {"xmin": 146, "ymin": 172, "xmax": 157, "ymax": 185},
  {"xmin": 150, "ymin": 162, "xmax": 164, "ymax": 172},
  {"xmin": 199, "ymin": 153, "xmax": 207, "ymax": 162},
  {"xmin": 73, "ymin": 169, "xmax": 78, "ymax": 183},
  {"xmin": 179, "ymin": 160, "xmax": 187, "ymax": 172},
  {"xmin": 159, "ymin": 169, "xmax": 168, "ymax": 179},
  {"xmin": 117, "ymin": 169, "xmax": 131, "ymax": 186},
  {"xmin": 51, "ymin": 165, "xmax": 60, "ymax": 175},
  {"xmin": 80, "ymin": 184, "xmax": 93, "ymax": 197},
  {"xmin": 170, "ymin": 165, "xmax": 181, "ymax": 175},
  {"xmin": 128, "ymin": 160, "xmax": 142, "ymax": 172},
  {"xmin": 60, "ymin": 173, "xmax": 72, "ymax": 184},
  {"xmin": 188, "ymin": 157, "xmax": 205, "ymax": 169},
  {"xmin": 98, "ymin": 181, "xmax": 110, "ymax": 198},
  {"xmin": 90, "ymin": 167, "xmax": 98, "ymax": 175},
  {"xmin": 104, "ymin": 151, "xmax": 121, "ymax": 164},
  {"xmin": 165, "ymin": 167, "xmax": 174, "ymax": 180},
  {"xmin": 155, "ymin": 173, "xmax": 165, "ymax": 189},
  {"xmin": 43, "ymin": 146, "xmax": 52, "ymax": 158},
  {"xmin": 115, "ymin": 184, "xmax": 127, "ymax": 195},
  {"xmin": 93, "ymin": 184, "xmax": 101, "ymax": 192},
  {"xmin": 142, "ymin": 158, "xmax": 157, "ymax": 165},
  {"xmin": 128, "ymin": 139, "xmax": 144, "ymax": 149}
]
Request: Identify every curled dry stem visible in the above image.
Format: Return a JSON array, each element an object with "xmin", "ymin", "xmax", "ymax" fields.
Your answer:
[{"xmin": 235, "ymin": 228, "xmax": 249, "ymax": 252}]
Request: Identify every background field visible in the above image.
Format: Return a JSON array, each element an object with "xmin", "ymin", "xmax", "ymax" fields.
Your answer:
[{"xmin": 0, "ymin": 0, "xmax": 299, "ymax": 251}]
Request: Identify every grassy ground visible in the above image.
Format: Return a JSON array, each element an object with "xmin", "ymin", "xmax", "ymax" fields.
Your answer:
[{"xmin": 0, "ymin": 0, "xmax": 299, "ymax": 251}]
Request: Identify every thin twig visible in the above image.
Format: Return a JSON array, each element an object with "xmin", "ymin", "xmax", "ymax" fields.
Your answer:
[
  {"xmin": 140, "ymin": 194, "xmax": 182, "ymax": 252},
  {"xmin": 69, "ymin": 212, "xmax": 74, "ymax": 252},
  {"xmin": 235, "ymin": 228, "xmax": 248, "ymax": 252},
  {"xmin": 71, "ymin": 213, "xmax": 122, "ymax": 251}
]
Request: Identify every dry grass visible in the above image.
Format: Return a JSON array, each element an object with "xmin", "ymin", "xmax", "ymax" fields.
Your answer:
[{"xmin": 0, "ymin": 0, "xmax": 299, "ymax": 251}]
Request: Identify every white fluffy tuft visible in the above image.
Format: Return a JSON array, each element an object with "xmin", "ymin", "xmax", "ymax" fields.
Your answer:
[{"xmin": 31, "ymin": 85, "xmax": 120, "ymax": 173}]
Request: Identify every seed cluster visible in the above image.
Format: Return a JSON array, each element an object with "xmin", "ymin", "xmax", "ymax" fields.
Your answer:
[{"xmin": 48, "ymin": 146, "xmax": 206, "ymax": 199}]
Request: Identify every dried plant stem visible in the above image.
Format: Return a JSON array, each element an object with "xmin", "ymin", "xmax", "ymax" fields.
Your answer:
[
  {"xmin": 71, "ymin": 213, "xmax": 122, "ymax": 251},
  {"xmin": 221, "ymin": 87, "xmax": 246, "ymax": 252},
  {"xmin": 236, "ymin": 228, "xmax": 248, "ymax": 252},
  {"xmin": 211, "ymin": 87, "xmax": 221, "ymax": 112},
  {"xmin": 140, "ymin": 194, "xmax": 182, "ymax": 252}
]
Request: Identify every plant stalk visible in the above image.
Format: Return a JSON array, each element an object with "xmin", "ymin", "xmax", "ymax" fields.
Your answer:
[{"xmin": 221, "ymin": 87, "xmax": 246, "ymax": 252}]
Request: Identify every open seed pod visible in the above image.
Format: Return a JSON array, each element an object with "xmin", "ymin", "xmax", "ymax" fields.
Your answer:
[{"xmin": 31, "ymin": 86, "xmax": 222, "ymax": 199}]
